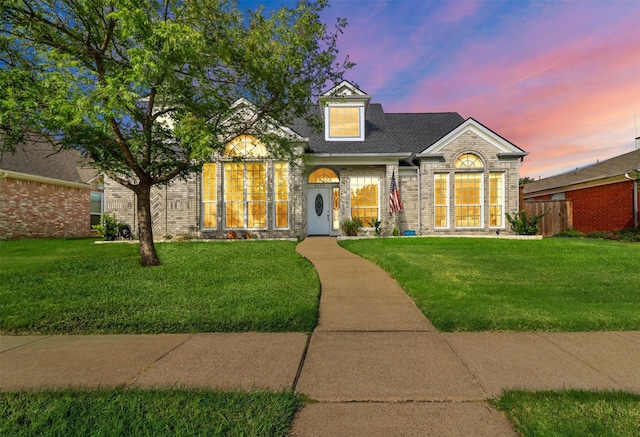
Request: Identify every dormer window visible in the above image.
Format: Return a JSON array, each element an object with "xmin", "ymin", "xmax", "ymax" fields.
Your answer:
[
  {"xmin": 325, "ymin": 105, "xmax": 365, "ymax": 141},
  {"xmin": 322, "ymin": 80, "xmax": 370, "ymax": 142},
  {"xmin": 328, "ymin": 106, "xmax": 361, "ymax": 138}
]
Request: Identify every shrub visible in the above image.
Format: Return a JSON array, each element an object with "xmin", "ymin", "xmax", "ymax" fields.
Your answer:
[
  {"xmin": 369, "ymin": 219, "xmax": 382, "ymax": 236},
  {"xmin": 505, "ymin": 210, "xmax": 545, "ymax": 235},
  {"xmin": 553, "ymin": 227, "xmax": 585, "ymax": 238},
  {"xmin": 617, "ymin": 227, "xmax": 640, "ymax": 242},
  {"xmin": 92, "ymin": 213, "xmax": 131, "ymax": 241},
  {"xmin": 341, "ymin": 217, "xmax": 363, "ymax": 236},
  {"xmin": 586, "ymin": 231, "xmax": 616, "ymax": 240}
]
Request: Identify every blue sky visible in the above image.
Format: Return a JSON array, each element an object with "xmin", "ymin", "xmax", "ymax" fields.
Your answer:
[{"xmin": 243, "ymin": 0, "xmax": 640, "ymax": 178}]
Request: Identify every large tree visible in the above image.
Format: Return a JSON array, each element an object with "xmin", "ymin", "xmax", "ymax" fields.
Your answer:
[{"xmin": 0, "ymin": 0, "xmax": 351, "ymax": 266}]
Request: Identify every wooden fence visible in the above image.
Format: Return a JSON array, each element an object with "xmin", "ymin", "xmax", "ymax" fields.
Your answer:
[{"xmin": 523, "ymin": 200, "xmax": 573, "ymax": 236}]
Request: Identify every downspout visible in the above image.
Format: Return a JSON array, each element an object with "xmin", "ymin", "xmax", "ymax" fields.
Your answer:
[{"xmin": 417, "ymin": 164, "xmax": 421, "ymax": 234}]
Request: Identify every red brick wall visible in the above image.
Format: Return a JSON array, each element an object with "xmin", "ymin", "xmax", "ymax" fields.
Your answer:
[
  {"xmin": 0, "ymin": 177, "xmax": 94, "ymax": 240},
  {"xmin": 567, "ymin": 181, "xmax": 637, "ymax": 233}
]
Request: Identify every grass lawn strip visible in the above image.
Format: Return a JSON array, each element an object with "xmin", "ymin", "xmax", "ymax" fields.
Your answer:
[
  {"xmin": 339, "ymin": 238, "xmax": 640, "ymax": 332},
  {"xmin": 0, "ymin": 239, "xmax": 319, "ymax": 334},
  {"xmin": 492, "ymin": 390, "xmax": 640, "ymax": 437},
  {"xmin": 0, "ymin": 389, "xmax": 299, "ymax": 437}
]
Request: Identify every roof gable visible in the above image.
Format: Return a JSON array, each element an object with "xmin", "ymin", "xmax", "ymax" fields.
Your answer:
[
  {"xmin": 322, "ymin": 80, "xmax": 369, "ymax": 99},
  {"xmin": 418, "ymin": 118, "xmax": 527, "ymax": 159}
]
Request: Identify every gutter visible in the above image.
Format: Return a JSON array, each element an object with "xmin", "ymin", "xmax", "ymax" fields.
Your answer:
[
  {"xmin": 310, "ymin": 152, "xmax": 413, "ymax": 165},
  {"xmin": 0, "ymin": 169, "xmax": 90, "ymax": 189}
]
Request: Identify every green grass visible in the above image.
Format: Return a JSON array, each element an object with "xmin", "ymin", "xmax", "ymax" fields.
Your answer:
[
  {"xmin": 339, "ymin": 237, "xmax": 640, "ymax": 332},
  {"xmin": 493, "ymin": 390, "xmax": 640, "ymax": 437},
  {"xmin": 0, "ymin": 239, "xmax": 319, "ymax": 334},
  {"xmin": 0, "ymin": 389, "xmax": 300, "ymax": 436}
]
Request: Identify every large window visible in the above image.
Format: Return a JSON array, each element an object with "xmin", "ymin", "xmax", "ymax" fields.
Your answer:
[
  {"xmin": 455, "ymin": 173, "xmax": 482, "ymax": 227},
  {"xmin": 350, "ymin": 177, "xmax": 379, "ymax": 226},
  {"xmin": 490, "ymin": 173, "xmax": 504, "ymax": 227},
  {"xmin": 454, "ymin": 153, "xmax": 484, "ymax": 228},
  {"xmin": 202, "ymin": 163, "xmax": 217, "ymax": 228},
  {"xmin": 328, "ymin": 106, "xmax": 361, "ymax": 139},
  {"xmin": 274, "ymin": 162, "xmax": 289, "ymax": 228},
  {"xmin": 224, "ymin": 162, "xmax": 267, "ymax": 229},
  {"xmin": 434, "ymin": 174, "xmax": 449, "ymax": 228}
]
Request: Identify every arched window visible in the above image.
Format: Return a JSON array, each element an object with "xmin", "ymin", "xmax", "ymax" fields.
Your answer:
[
  {"xmin": 308, "ymin": 168, "xmax": 338, "ymax": 183},
  {"xmin": 454, "ymin": 154, "xmax": 483, "ymax": 227},
  {"xmin": 225, "ymin": 135, "xmax": 268, "ymax": 158},
  {"xmin": 455, "ymin": 153, "xmax": 483, "ymax": 168}
]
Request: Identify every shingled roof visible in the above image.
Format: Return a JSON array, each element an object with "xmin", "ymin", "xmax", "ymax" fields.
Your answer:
[
  {"xmin": 0, "ymin": 139, "xmax": 96, "ymax": 185},
  {"xmin": 523, "ymin": 148, "xmax": 640, "ymax": 195},
  {"xmin": 290, "ymin": 103, "xmax": 464, "ymax": 155}
]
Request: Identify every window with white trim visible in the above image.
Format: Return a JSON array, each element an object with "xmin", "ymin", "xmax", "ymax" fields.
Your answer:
[
  {"xmin": 350, "ymin": 176, "xmax": 379, "ymax": 226},
  {"xmin": 489, "ymin": 173, "xmax": 504, "ymax": 227},
  {"xmin": 455, "ymin": 173, "xmax": 483, "ymax": 228},
  {"xmin": 274, "ymin": 162, "xmax": 289, "ymax": 229},
  {"xmin": 202, "ymin": 163, "xmax": 217, "ymax": 228},
  {"xmin": 325, "ymin": 106, "xmax": 364, "ymax": 141},
  {"xmin": 434, "ymin": 174, "xmax": 449, "ymax": 228}
]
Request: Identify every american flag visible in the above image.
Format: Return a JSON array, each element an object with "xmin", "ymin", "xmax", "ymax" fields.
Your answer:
[{"xmin": 389, "ymin": 171, "xmax": 403, "ymax": 214}]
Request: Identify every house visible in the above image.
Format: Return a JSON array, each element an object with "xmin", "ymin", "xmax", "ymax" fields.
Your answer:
[
  {"xmin": 104, "ymin": 81, "xmax": 527, "ymax": 238},
  {"xmin": 0, "ymin": 138, "xmax": 102, "ymax": 240},
  {"xmin": 523, "ymin": 143, "xmax": 640, "ymax": 233}
]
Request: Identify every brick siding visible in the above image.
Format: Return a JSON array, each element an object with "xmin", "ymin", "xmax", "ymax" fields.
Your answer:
[
  {"xmin": 0, "ymin": 177, "xmax": 93, "ymax": 240},
  {"xmin": 567, "ymin": 181, "xmax": 637, "ymax": 232}
]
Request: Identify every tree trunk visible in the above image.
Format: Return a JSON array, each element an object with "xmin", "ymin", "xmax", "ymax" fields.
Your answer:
[{"xmin": 135, "ymin": 182, "xmax": 160, "ymax": 267}]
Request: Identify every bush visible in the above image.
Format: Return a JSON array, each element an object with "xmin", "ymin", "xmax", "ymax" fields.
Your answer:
[
  {"xmin": 92, "ymin": 213, "xmax": 131, "ymax": 241},
  {"xmin": 554, "ymin": 228, "xmax": 585, "ymax": 238},
  {"xmin": 505, "ymin": 210, "xmax": 545, "ymax": 235},
  {"xmin": 554, "ymin": 227, "xmax": 640, "ymax": 242},
  {"xmin": 586, "ymin": 231, "xmax": 616, "ymax": 240},
  {"xmin": 617, "ymin": 227, "xmax": 640, "ymax": 242},
  {"xmin": 340, "ymin": 217, "xmax": 363, "ymax": 236}
]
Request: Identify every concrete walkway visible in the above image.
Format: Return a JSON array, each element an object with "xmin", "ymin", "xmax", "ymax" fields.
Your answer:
[{"xmin": 1, "ymin": 237, "xmax": 639, "ymax": 436}]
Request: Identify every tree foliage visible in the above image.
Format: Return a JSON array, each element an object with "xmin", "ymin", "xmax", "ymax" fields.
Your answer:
[{"xmin": 0, "ymin": 0, "xmax": 351, "ymax": 265}]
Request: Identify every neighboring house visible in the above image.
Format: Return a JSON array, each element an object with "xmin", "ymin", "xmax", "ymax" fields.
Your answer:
[
  {"xmin": 523, "ymin": 143, "xmax": 640, "ymax": 233},
  {"xmin": 0, "ymin": 138, "xmax": 101, "ymax": 240},
  {"xmin": 104, "ymin": 81, "xmax": 527, "ymax": 238}
]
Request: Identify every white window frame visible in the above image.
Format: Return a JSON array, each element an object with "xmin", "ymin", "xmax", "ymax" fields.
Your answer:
[
  {"xmin": 202, "ymin": 163, "xmax": 217, "ymax": 229},
  {"xmin": 489, "ymin": 172, "xmax": 505, "ymax": 229},
  {"xmin": 324, "ymin": 105, "xmax": 365, "ymax": 141},
  {"xmin": 454, "ymin": 172, "xmax": 484, "ymax": 229},
  {"xmin": 273, "ymin": 162, "xmax": 289, "ymax": 230},
  {"xmin": 223, "ymin": 161, "xmax": 268, "ymax": 230},
  {"xmin": 349, "ymin": 176, "xmax": 380, "ymax": 226},
  {"xmin": 434, "ymin": 173, "xmax": 450, "ymax": 229}
]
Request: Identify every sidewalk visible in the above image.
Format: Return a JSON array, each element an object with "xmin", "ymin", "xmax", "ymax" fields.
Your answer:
[
  {"xmin": 1, "ymin": 237, "xmax": 639, "ymax": 436},
  {"xmin": 291, "ymin": 237, "xmax": 639, "ymax": 436}
]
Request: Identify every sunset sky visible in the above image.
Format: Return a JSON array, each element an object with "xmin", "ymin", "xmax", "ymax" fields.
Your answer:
[{"xmin": 246, "ymin": 0, "xmax": 640, "ymax": 179}]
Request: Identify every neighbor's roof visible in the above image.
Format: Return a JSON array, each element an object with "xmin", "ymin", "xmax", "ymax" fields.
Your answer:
[
  {"xmin": 0, "ymin": 138, "xmax": 97, "ymax": 185},
  {"xmin": 290, "ymin": 103, "xmax": 465, "ymax": 155},
  {"xmin": 523, "ymin": 148, "xmax": 640, "ymax": 195}
]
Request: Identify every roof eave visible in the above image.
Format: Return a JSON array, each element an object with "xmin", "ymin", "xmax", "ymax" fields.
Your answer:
[{"xmin": 0, "ymin": 169, "xmax": 90, "ymax": 189}]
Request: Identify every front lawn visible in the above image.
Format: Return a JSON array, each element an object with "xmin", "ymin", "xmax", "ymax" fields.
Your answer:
[
  {"xmin": 0, "ymin": 239, "xmax": 319, "ymax": 334},
  {"xmin": 339, "ymin": 237, "xmax": 640, "ymax": 332},
  {"xmin": 0, "ymin": 389, "xmax": 299, "ymax": 437},
  {"xmin": 493, "ymin": 390, "xmax": 640, "ymax": 437}
]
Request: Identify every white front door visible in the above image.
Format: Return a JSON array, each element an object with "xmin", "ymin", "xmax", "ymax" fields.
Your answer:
[{"xmin": 307, "ymin": 188, "xmax": 331, "ymax": 235}]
